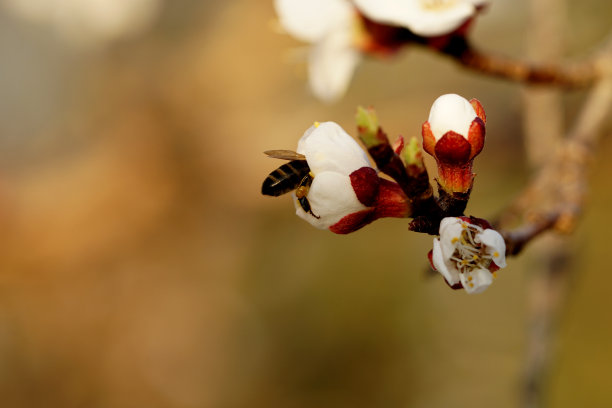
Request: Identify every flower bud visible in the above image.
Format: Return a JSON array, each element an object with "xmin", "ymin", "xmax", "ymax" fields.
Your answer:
[
  {"xmin": 421, "ymin": 93, "xmax": 486, "ymax": 193},
  {"xmin": 428, "ymin": 216, "xmax": 506, "ymax": 294},
  {"xmin": 402, "ymin": 136, "xmax": 427, "ymax": 177}
]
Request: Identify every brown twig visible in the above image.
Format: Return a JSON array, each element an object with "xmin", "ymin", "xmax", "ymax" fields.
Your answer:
[
  {"xmin": 497, "ymin": 74, "xmax": 612, "ymax": 254},
  {"xmin": 519, "ymin": 8, "xmax": 569, "ymax": 406},
  {"xmin": 435, "ymin": 33, "xmax": 612, "ymax": 88}
]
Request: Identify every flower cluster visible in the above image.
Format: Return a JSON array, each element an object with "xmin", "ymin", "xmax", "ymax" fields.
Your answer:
[
  {"xmin": 262, "ymin": 94, "xmax": 507, "ymax": 294},
  {"xmin": 274, "ymin": 0, "xmax": 489, "ymax": 101}
]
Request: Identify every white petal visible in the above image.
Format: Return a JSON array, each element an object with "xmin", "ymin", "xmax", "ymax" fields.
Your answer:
[
  {"xmin": 432, "ymin": 238, "xmax": 461, "ymax": 286},
  {"xmin": 476, "ymin": 229, "xmax": 507, "ymax": 268},
  {"xmin": 438, "ymin": 217, "xmax": 464, "ymax": 258},
  {"xmin": 354, "ymin": 0, "xmax": 421, "ymax": 29},
  {"xmin": 466, "ymin": 0, "xmax": 489, "ymax": 6},
  {"xmin": 274, "ymin": 0, "xmax": 353, "ymax": 43},
  {"xmin": 294, "ymin": 171, "xmax": 368, "ymax": 229},
  {"xmin": 402, "ymin": 2, "xmax": 476, "ymax": 37},
  {"xmin": 427, "ymin": 93, "xmax": 477, "ymax": 141},
  {"xmin": 460, "ymin": 268, "xmax": 493, "ymax": 294},
  {"xmin": 355, "ymin": 0, "xmax": 476, "ymax": 37},
  {"xmin": 307, "ymin": 23, "xmax": 360, "ymax": 102},
  {"xmin": 297, "ymin": 122, "xmax": 371, "ymax": 176}
]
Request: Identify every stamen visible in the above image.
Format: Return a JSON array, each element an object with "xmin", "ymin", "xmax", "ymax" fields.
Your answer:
[
  {"xmin": 466, "ymin": 230, "xmax": 477, "ymax": 246},
  {"xmin": 451, "ymin": 237, "xmax": 459, "ymax": 244},
  {"xmin": 314, "ymin": 121, "xmax": 320, "ymax": 128},
  {"xmin": 493, "ymin": 252, "xmax": 499, "ymax": 258}
]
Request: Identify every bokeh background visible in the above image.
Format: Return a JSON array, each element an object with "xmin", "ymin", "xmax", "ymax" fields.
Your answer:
[{"xmin": 0, "ymin": 0, "xmax": 610, "ymax": 407}]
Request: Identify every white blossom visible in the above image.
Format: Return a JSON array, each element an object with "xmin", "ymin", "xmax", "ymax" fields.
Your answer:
[
  {"xmin": 354, "ymin": 0, "xmax": 487, "ymax": 37},
  {"xmin": 294, "ymin": 121, "xmax": 373, "ymax": 229},
  {"xmin": 431, "ymin": 217, "xmax": 506, "ymax": 294},
  {"xmin": 274, "ymin": 0, "xmax": 360, "ymax": 102}
]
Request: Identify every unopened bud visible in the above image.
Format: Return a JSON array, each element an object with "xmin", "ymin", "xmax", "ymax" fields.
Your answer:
[{"xmin": 422, "ymin": 94, "xmax": 486, "ymax": 194}]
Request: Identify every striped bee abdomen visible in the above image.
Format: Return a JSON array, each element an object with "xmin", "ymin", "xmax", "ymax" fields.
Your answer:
[{"xmin": 261, "ymin": 159, "xmax": 310, "ymax": 196}]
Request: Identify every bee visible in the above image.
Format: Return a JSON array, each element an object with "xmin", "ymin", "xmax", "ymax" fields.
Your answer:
[{"xmin": 261, "ymin": 150, "xmax": 320, "ymax": 219}]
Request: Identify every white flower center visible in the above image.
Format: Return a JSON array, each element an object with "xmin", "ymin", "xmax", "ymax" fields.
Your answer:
[
  {"xmin": 449, "ymin": 222, "xmax": 497, "ymax": 277},
  {"xmin": 420, "ymin": 0, "xmax": 459, "ymax": 11}
]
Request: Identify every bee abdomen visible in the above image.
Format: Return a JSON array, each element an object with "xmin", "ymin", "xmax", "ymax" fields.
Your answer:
[{"xmin": 262, "ymin": 160, "xmax": 309, "ymax": 196}]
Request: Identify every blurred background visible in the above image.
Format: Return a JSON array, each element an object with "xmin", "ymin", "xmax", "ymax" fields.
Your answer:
[{"xmin": 0, "ymin": 0, "xmax": 610, "ymax": 407}]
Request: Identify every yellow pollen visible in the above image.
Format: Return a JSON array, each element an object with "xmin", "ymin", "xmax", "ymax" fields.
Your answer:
[
  {"xmin": 493, "ymin": 252, "xmax": 499, "ymax": 257},
  {"xmin": 314, "ymin": 121, "xmax": 320, "ymax": 128},
  {"xmin": 461, "ymin": 260, "xmax": 469, "ymax": 265},
  {"xmin": 492, "ymin": 272, "xmax": 498, "ymax": 278},
  {"xmin": 468, "ymin": 276, "xmax": 473, "ymax": 281},
  {"xmin": 472, "ymin": 255, "xmax": 479, "ymax": 260},
  {"xmin": 461, "ymin": 223, "xmax": 467, "ymax": 229},
  {"xmin": 451, "ymin": 237, "xmax": 459, "ymax": 244},
  {"xmin": 469, "ymin": 282, "xmax": 474, "ymax": 288}
]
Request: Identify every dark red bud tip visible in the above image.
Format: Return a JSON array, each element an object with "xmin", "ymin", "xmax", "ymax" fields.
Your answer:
[
  {"xmin": 350, "ymin": 167, "xmax": 380, "ymax": 207},
  {"xmin": 329, "ymin": 208, "xmax": 375, "ymax": 234},
  {"xmin": 421, "ymin": 121, "xmax": 436, "ymax": 156},
  {"xmin": 469, "ymin": 98, "xmax": 486, "ymax": 124},
  {"xmin": 434, "ymin": 131, "xmax": 472, "ymax": 165},
  {"xmin": 427, "ymin": 249, "xmax": 435, "ymax": 270},
  {"xmin": 467, "ymin": 117, "xmax": 485, "ymax": 159},
  {"xmin": 393, "ymin": 136, "xmax": 404, "ymax": 155}
]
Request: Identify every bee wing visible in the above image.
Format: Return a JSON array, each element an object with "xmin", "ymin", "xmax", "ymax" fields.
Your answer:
[{"xmin": 264, "ymin": 150, "xmax": 306, "ymax": 160}]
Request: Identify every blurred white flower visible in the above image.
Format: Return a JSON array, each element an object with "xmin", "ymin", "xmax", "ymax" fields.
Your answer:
[
  {"xmin": 354, "ymin": 0, "xmax": 487, "ymax": 37},
  {"xmin": 1, "ymin": 0, "xmax": 162, "ymax": 46},
  {"xmin": 274, "ymin": 0, "xmax": 360, "ymax": 102},
  {"xmin": 430, "ymin": 216, "xmax": 506, "ymax": 294}
]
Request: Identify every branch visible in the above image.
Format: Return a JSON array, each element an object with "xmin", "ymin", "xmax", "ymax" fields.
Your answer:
[
  {"xmin": 497, "ymin": 74, "xmax": 612, "ymax": 254},
  {"xmin": 435, "ymin": 33, "xmax": 612, "ymax": 88}
]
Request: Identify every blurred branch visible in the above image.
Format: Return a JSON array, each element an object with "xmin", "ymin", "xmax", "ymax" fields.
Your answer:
[
  {"xmin": 437, "ymin": 31, "xmax": 612, "ymax": 88},
  {"xmin": 497, "ymin": 73, "xmax": 612, "ymax": 253},
  {"xmin": 515, "ymin": 5, "xmax": 569, "ymax": 406}
]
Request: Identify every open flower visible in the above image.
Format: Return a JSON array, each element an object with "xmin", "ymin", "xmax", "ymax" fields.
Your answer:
[
  {"xmin": 274, "ymin": 0, "xmax": 361, "ymax": 102},
  {"xmin": 274, "ymin": 0, "xmax": 414, "ymax": 102},
  {"xmin": 354, "ymin": 0, "xmax": 488, "ymax": 37},
  {"xmin": 429, "ymin": 216, "xmax": 506, "ymax": 294},
  {"xmin": 262, "ymin": 121, "xmax": 411, "ymax": 233},
  {"xmin": 422, "ymin": 93, "xmax": 486, "ymax": 193}
]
